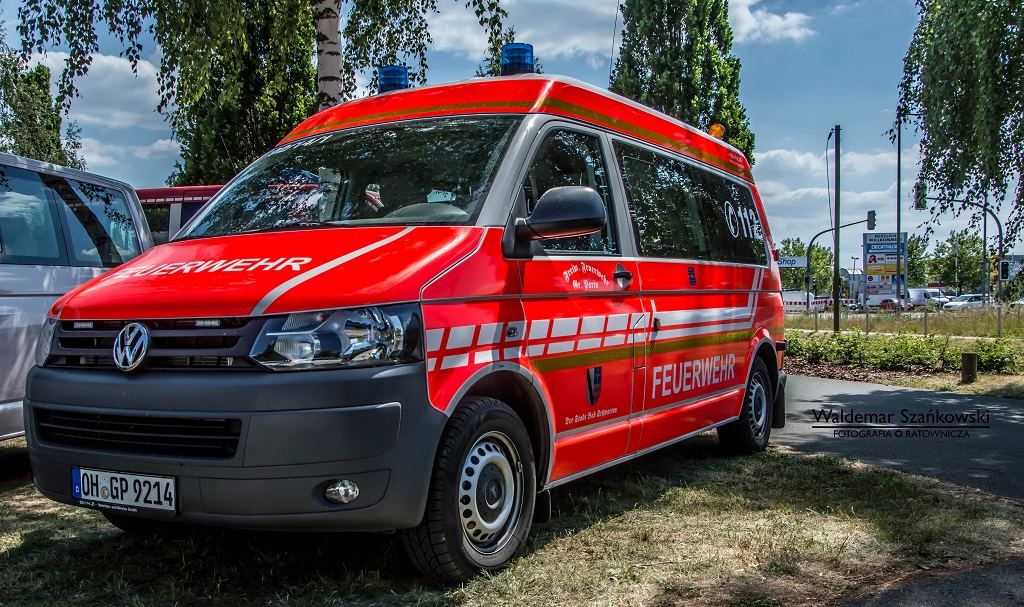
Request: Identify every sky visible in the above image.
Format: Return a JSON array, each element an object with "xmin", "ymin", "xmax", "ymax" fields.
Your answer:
[{"xmin": 0, "ymin": 0, "xmax": 1006, "ymax": 268}]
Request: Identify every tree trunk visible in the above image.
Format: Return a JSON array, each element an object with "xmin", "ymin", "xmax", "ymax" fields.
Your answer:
[{"xmin": 313, "ymin": 0, "xmax": 343, "ymax": 111}]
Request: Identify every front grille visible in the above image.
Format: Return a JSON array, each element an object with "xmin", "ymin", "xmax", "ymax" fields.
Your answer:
[
  {"xmin": 46, "ymin": 318, "xmax": 262, "ymax": 371},
  {"xmin": 35, "ymin": 408, "xmax": 241, "ymax": 459}
]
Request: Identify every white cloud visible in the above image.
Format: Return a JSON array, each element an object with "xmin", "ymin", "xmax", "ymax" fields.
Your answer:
[
  {"xmin": 430, "ymin": 0, "xmax": 620, "ymax": 66},
  {"xmin": 755, "ymin": 148, "xmax": 904, "ymax": 185},
  {"xmin": 134, "ymin": 139, "xmax": 181, "ymax": 160},
  {"xmin": 31, "ymin": 52, "xmax": 168, "ymax": 131},
  {"xmin": 729, "ymin": 0, "xmax": 815, "ymax": 44},
  {"xmin": 79, "ymin": 139, "xmax": 121, "ymax": 169},
  {"xmin": 79, "ymin": 137, "xmax": 181, "ymax": 170}
]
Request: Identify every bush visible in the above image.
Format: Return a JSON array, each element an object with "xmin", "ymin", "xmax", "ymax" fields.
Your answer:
[
  {"xmin": 784, "ymin": 330, "xmax": 1020, "ymax": 375},
  {"xmin": 972, "ymin": 339, "xmax": 1017, "ymax": 373}
]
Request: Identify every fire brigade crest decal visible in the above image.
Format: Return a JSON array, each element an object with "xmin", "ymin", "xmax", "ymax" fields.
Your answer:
[
  {"xmin": 113, "ymin": 322, "xmax": 150, "ymax": 372},
  {"xmin": 587, "ymin": 366, "xmax": 603, "ymax": 406}
]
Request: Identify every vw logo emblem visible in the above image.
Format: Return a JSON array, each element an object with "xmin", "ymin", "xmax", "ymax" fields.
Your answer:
[{"xmin": 113, "ymin": 323, "xmax": 150, "ymax": 372}]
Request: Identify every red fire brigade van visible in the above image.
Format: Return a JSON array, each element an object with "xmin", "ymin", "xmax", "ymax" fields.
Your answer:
[{"xmin": 26, "ymin": 58, "xmax": 786, "ymax": 582}]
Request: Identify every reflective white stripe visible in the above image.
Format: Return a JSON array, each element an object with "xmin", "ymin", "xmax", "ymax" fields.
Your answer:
[
  {"xmin": 577, "ymin": 338, "xmax": 603, "ymax": 350},
  {"xmin": 441, "ymin": 354, "xmax": 470, "ymax": 370},
  {"xmin": 580, "ymin": 316, "xmax": 606, "ymax": 334},
  {"xmin": 447, "ymin": 325, "xmax": 476, "ymax": 349},
  {"xmin": 474, "ymin": 350, "xmax": 499, "ymax": 365},
  {"xmin": 657, "ymin": 307, "xmax": 750, "ymax": 327},
  {"xmin": 477, "ymin": 323, "xmax": 503, "ymax": 345},
  {"xmin": 630, "ymin": 313, "xmax": 647, "ymax": 329},
  {"xmin": 527, "ymin": 345, "xmax": 545, "ymax": 357},
  {"xmin": 547, "ymin": 341, "xmax": 575, "ymax": 354},
  {"xmin": 603, "ymin": 335, "xmax": 626, "ymax": 347},
  {"xmin": 551, "ymin": 317, "xmax": 580, "ymax": 338},
  {"xmin": 503, "ymin": 346, "xmax": 522, "ymax": 360},
  {"xmin": 426, "ymin": 329, "xmax": 445, "ymax": 352},
  {"xmin": 654, "ymin": 320, "xmax": 754, "ymax": 341},
  {"xmin": 251, "ymin": 226, "xmax": 415, "ymax": 315},
  {"xmin": 606, "ymin": 314, "xmax": 629, "ymax": 332},
  {"xmin": 529, "ymin": 320, "xmax": 550, "ymax": 340},
  {"xmin": 427, "ymin": 358, "xmax": 437, "ymax": 372}
]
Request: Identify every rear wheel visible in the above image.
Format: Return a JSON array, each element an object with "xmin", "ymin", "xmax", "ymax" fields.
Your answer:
[
  {"xmin": 400, "ymin": 397, "xmax": 536, "ymax": 583},
  {"xmin": 718, "ymin": 357, "xmax": 773, "ymax": 454}
]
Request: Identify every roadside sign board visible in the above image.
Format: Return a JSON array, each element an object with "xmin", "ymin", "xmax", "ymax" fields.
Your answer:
[
  {"xmin": 779, "ymin": 256, "xmax": 807, "ymax": 268},
  {"xmin": 863, "ymin": 232, "xmax": 906, "ymax": 302}
]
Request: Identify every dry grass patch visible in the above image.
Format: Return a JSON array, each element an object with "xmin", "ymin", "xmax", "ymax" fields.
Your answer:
[{"xmin": 2, "ymin": 437, "xmax": 1023, "ymax": 607}]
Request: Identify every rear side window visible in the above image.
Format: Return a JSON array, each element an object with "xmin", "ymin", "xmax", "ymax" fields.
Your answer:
[
  {"xmin": 614, "ymin": 141, "xmax": 767, "ymax": 265},
  {"xmin": 0, "ymin": 165, "xmax": 66, "ymax": 265},
  {"xmin": 44, "ymin": 176, "xmax": 142, "ymax": 268},
  {"xmin": 143, "ymin": 203, "xmax": 171, "ymax": 244}
]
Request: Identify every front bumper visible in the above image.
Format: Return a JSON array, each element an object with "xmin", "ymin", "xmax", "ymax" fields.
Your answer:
[{"xmin": 25, "ymin": 362, "xmax": 445, "ymax": 532}]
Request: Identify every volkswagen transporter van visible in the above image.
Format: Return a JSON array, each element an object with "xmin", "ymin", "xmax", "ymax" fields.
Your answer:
[{"xmin": 25, "ymin": 71, "xmax": 786, "ymax": 581}]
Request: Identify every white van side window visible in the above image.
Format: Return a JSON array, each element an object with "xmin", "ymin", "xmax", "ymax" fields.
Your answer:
[
  {"xmin": 523, "ymin": 130, "xmax": 619, "ymax": 254},
  {"xmin": 45, "ymin": 176, "xmax": 141, "ymax": 268},
  {"xmin": 614, "ymin": 141, "xmax": 768, "ymax": 265},
  {"xmin": 0, "ymin": 166, "xmax": 66, "ymax": 265}
]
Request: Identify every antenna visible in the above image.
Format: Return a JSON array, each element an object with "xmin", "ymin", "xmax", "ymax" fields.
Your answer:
[{"xmin": 608, "ymin": 0, "xmax": 621, "ymax": 83}]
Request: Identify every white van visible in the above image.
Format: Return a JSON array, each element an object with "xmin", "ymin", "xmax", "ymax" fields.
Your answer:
[
  {"xmin": 0, "ymin": 153, "xmax": 153, "ymax": 440},
  {"xmin": 907, "ymin": 288, "xmax": 949, "ymax": 309}
]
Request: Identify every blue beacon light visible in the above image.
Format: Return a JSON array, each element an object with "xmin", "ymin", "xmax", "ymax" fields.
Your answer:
[
  {"xmin": 378, "ymin": 66, "xmax": 410, "ymax": 93},
  {"xmin": 500, "ymin": 43, "xmax": 534, "ymax": 76}
]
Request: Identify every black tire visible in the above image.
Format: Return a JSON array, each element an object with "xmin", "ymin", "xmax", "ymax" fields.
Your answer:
[
  {"xmin": 400, "ymin": 397, "xmax": 536, "ymax": 583},
  {"xmin": 717, "ymin": 357, "xmax": 773, "ymax": 454}
]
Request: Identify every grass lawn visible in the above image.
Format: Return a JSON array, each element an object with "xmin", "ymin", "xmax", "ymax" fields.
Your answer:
[{"xmin": 3, "ymin": 435, "xmax": 1023, "ymax": 607}]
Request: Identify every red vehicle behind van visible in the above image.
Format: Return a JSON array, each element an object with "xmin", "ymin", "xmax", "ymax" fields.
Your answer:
[{"xmin": 26, "ymin": 71, "xmax": 786, "ymax": 582}]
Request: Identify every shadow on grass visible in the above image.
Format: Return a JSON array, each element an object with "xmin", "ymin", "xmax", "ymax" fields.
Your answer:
[{"xmin": 1, "ymin": 435, "xmax": 1018, "ymax": 607}]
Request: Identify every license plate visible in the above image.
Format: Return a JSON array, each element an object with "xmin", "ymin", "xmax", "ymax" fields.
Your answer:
[{"xmin": 72, "ymin": 467, "xmax": 176, "ymax": 513}]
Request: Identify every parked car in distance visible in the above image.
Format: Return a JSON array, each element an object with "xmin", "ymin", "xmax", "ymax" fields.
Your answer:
[
  {"xmin": 879, "ymin": 298, "xmax": 913, "ymax": 311},
  {"xmin": 908, "ymin": 287, "xmax": 949, "ymax": 308},
  {"xmin": 943, "ymin": 294, "xmax": 991, "ymax": 310},
  {"xmin": 1009, "ymin": 298, "xmax": 1024, "ymax": 309},
  {"xmin": 0, "ymin": 152, "xmax": 153, "ymax": 441}
]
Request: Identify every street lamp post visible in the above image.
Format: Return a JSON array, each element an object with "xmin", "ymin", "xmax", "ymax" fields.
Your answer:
[
  {"xmin": 952, "ymin": 242, "xmax": 959, "ymax": 296},
  {"xmin": 896, "ymin": 112, "xmax": 922, "ymax": 307},
  {"xmin": 851, "ymin": 256, "xmax": 859, "ymax": 273}
]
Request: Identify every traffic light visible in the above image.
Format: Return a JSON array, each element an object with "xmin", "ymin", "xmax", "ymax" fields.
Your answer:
[
  {"xmin": 1000, "ymin": 260, "xmax": 1010, "ymax": 281},
  {"xmin": 867, "ymin": 210, "xmax": 876, "ymax": 230},
  {"xmin": 913, "ymin": 182, "xmax": 928, "ymax": 210}
]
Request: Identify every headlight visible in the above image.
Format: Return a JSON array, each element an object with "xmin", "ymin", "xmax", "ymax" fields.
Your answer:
[
  {"xmin": 35, "ymin": 317, "xmax": 59, "ymax": 367},
  {"xmin": 249, "ymin": 304, "xmax": 422, "ymax": 371}
]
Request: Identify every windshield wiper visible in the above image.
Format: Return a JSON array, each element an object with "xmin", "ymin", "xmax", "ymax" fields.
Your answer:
[{"xmin": 237, "ymin": 220, "xmax": 340, "ymax": 235}]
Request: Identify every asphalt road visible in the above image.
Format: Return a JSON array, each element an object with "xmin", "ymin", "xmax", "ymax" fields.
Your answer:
[
  {"xmin": 776, "ymin": 375, "xmax": 1024, "ymax": 500},
  {"xmin": 776, "ymin": 375, "xmax": 1024, "ymax": 607}
]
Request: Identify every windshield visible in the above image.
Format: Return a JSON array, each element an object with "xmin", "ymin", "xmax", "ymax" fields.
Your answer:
[
  {"xmin": 178, "ymin": 116, "xmax": 522, "ymax": 239},
  {"xmin": 953, "ymin": 295, "xmax": 972, "ymax": 301}
]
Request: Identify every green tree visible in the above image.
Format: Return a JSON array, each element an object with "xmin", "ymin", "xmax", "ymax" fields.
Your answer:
[
  {"xmin": 168, "ymin": 1, "xmax": 316, "ymax": 185},
  {"xmin": 905, "ymin": 233, "xmax": 929, "ymax": 287},
  {"xmin": 897, "ymin": 1, "xmax": 1024, "ymax": 238},
  {"xmin": 610, "ymin": 0, "xmax": 754, "ymax": 161},
  {"xmin": 778, "ymin": 237, "xmax": 832, "ymax": 294},
  {"xmin": 931, "ymin": 230, "xmax": 984, "ymax": 295},
  {"xmin": 0, "ymin": 24, "xmax": 83, "ymax": 167}
]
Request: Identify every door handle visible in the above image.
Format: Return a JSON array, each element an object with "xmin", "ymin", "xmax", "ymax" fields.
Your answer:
[{"xmin": 614, "ymin": 269, "xmax": 633, "ymax": 281}]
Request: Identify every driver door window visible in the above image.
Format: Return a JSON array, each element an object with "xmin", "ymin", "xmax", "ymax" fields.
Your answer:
[{"xmin": 523, "ymin": 130, "xmax": 618, "ymax": 254}]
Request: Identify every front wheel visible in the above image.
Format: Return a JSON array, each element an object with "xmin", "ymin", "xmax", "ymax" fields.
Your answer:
[
  {"xmin": 400, "ymin": 397, "xmax": 536, "ymax": 583},
  {"xmin": 718, "ymin": 357, "xmax": 773, "ymax": 454}
]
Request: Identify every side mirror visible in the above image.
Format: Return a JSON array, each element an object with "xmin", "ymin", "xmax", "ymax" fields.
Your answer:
[{"xmin": 515, "ymin": 186, "xmax": 606, "ymax": 241}]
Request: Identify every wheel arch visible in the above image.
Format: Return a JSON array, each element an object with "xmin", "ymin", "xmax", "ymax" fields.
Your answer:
[{"xmin": 452, "ymin": 366, "xmax": 553, "ymax": 487}]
